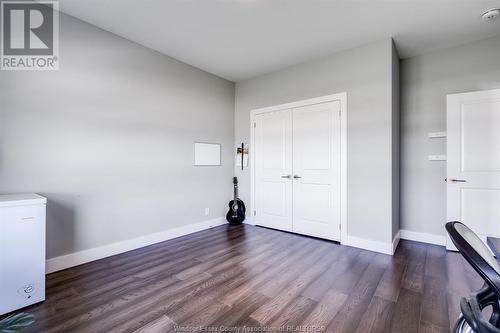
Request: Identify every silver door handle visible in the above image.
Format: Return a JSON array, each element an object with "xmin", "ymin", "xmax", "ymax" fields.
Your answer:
[
  {"xmin": 280, "ymin": 175, "xmax": 291, "ymax": 179},
  {"xmin": 448, "ymin": 178, "xmax": 467, "ymax": 183},
  {"xmin": 293, "ymin": 175, "xmax": 302, "ymax": 179}
]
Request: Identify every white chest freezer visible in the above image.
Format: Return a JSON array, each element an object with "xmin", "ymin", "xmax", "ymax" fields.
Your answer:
[{"xmin": 0, "ymin": 193, "xmax": 47, "ymax": 315}]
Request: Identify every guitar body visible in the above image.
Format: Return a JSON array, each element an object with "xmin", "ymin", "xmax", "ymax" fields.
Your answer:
[
  {"xmin": 226, "ymin": 177, "xmax": 246, "ymax": 224},
  {"xmin": 226, "ymin": 199, "xmax": 246, "ymax": 224}
]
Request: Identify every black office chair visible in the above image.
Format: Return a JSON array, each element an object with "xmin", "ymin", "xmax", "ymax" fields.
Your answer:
[{"xmin": 446, "ymin": 222, "xmax": 500, "ymax": 333}]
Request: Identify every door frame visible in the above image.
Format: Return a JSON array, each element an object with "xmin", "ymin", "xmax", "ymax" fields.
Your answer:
[{"xmin": 249, "ymin": 92, "xmax": 348, "ymax": 244}]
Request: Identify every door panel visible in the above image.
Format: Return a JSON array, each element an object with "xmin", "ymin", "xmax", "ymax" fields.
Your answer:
[
  {"xmin": 292, "ymin": 101, "xmax": 341, "ymax": 241},
  {"xmin": 461, "ymin": 189, "xmax": 500, "ymax": 236},
  {"xmin": 295, "ymin": 109, "xmax": 332, "ymax": 170},
  {"xmin": 461, "ymin": 101, "xmax": 500, "ymax": 172},
  {"xmin": 295, "ymin": 183, "xmax": 331, "ymax": 222},
  {"xmin": 447, "ymin": 89, "xmax": 500, "ymax": 250},
  {"xmin": 261, "ymin": 182, "xmax": 288, "ymax": 217},
  {"xmin": 254, "ymin": 110, "xmax": 293, "ymax": 231}
]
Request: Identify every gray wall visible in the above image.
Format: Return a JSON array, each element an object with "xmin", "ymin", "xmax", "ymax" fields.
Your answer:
[
  {"xmin": 235, "ymin": 39, "xmax": 397, "ymax": 244},
  {"xmin": 401, "ymin": 34, "xmax": 500, "ymax": 237},
  {"xmin": 0, "ymin": 14, "xmax": 235, "ymax": 259},
  {"xmin": 391, "ymin": 41, "xmax": 400, "ymax": 239}
]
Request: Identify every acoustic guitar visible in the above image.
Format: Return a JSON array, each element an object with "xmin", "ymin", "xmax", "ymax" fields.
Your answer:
[{"xmin": 226, "ymin": 177, "xmax": 246, "ymax": 224}]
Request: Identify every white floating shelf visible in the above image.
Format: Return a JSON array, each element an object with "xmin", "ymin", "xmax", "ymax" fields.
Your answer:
[
  {"xmin": 428, "ymin": 155, "xmax": 447, "ymax": 161},
  {"xmin": 428, "ymin": 132, "xmax": 447, "ymax": 138}
]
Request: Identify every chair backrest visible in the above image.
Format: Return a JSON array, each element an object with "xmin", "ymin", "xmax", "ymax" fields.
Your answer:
[{"xmin": 446, "ymin": 222, "xmax": 500, "ymax": 298}]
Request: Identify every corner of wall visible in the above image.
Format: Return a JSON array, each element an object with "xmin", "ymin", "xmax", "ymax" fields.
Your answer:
[{"xmin": 391, "ymin": 37, "xmax": 401, "ymax": 242}]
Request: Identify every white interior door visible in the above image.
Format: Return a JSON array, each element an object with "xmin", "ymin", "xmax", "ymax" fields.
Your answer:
[
  {"xmin": 447, "ymin": 88, "xmax": 500, "ymax": 250},
  {"xmin": 254, "ymin": 109, "xmax": 293, "ymax": 231},
  {"xmin": 292, "ymin": 101, "xmax": 341, "ymax": 241}
]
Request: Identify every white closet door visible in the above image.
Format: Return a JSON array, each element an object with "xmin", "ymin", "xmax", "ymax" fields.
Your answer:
[
  {"xmin": 447, "ymin": 89, "xmax": 500, "ymax": 250},
  {"xmin": 254, "ymin": 109, "xmax": 293, "ymax": 231},
  {"xmin": 292, "ymin": 101, "xmax": 341, "ymax": 241}
]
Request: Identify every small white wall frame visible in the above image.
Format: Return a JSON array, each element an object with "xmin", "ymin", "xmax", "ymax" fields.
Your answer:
[
  {"xmin": 194, "ymin": 142, "xmax": 221, "ymax": 166},
  {"xmin": 249, "ymin": 92, "xmax": 348, "ymax": 245}
]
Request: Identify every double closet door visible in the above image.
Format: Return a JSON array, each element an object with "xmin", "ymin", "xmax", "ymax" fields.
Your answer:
[{"xmin": 253, "ymin": 101, "xmax": 341, "ymax": 241}]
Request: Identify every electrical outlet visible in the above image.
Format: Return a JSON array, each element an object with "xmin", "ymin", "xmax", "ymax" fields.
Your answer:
[{"xmin": 204, "ymin": 208, "xmax": 210, "ymax": 216}]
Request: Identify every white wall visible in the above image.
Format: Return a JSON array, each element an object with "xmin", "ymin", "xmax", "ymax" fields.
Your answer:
[
  {"xmin": 235, "ymin": 39, "xmax": 398, "ymax": 245},
  {"xmin": 0, "ymin": 13, "xmax": 235, "ymax": 259},
  {"xmin": 401, "ymin": 34, "xmax": 500, "ymax": 238}
]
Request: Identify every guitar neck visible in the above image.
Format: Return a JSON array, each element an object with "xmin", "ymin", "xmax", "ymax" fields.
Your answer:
[{"xmin": 234, "ymin": 183, "xmax": 239, "ymax": 200}]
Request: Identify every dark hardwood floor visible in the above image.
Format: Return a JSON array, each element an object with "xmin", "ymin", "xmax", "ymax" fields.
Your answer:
[{"xmin": 9, "ymin": 224, "xmax": 484, "ymax": 332}]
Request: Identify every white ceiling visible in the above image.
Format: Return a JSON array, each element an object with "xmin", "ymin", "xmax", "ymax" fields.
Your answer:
[{"xmin": 58, "ymin": 0, "xmax": 500, "ymax": 82}]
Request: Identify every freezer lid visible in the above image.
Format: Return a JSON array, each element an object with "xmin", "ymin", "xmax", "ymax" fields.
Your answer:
[{"xmin": 0, "ymin": 193, "xmax": 47, "ymax": 207}]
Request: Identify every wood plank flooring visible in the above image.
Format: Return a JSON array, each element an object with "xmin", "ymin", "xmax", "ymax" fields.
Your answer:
[{"xmin": 4, "ymin": 224, "xmax": 485, "ymax": 332}]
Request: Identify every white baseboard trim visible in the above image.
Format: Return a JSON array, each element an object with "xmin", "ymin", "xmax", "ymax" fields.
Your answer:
[
  {"xmin": 392, "ymin": 231, "xmax": 401, "ymax": 254},
  {"xmin": 243, "ymin": 217, "xmax": 256, "ymax": 225},
  {"xmin": 345, "ymin": 235, "xmax": 394, "ymax": 255},
  {"xmin": 399, "ymin": 229, "xmax": 446, "ymax": 246},
  {"xmin": 46, "ymin": 217, "xmax": 226, "ymax": 274}
]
